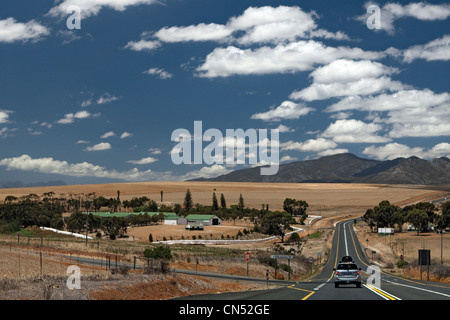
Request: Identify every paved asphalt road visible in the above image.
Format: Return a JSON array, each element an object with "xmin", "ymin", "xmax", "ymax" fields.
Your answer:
[{"xmin": 177, "ymin": 219, "xmax": 450, "ymax": 300}]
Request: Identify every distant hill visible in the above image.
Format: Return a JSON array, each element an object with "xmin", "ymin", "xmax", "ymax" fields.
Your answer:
[
  {"xmin": 0, "ymin": 180, "xmax": 67, "ymax": 189},
  {"xmin": 190, "ymin": 153, "xmax": 450, "ymax": 185}
]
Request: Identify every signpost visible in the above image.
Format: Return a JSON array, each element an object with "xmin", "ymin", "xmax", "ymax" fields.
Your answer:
[
  {"xmin": 418, "ymin": 249, "xmax": 431, "ymax": 280},
  {"xmin": 308, "ymin": 257, "xmax": 314, "ymax": 274},
  {"xmin": 246, "ymin": 251, "xmax": 250, "ymax": 276},
  {"xmin": 271, "ymin": 254, "xmax": 294, "ymax": 280}
]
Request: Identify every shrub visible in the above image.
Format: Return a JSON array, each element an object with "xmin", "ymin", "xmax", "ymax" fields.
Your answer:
[
  {"xmin": 432, "ymin": 265, "xmax": 450, "ymax": 279},
  {"xmin": 307, "ymin": 231, "xmax": 321, "ymax": 239},
  {"xmin": 279, "ymin": 263, "xmax": 292, "ymax": 273},
  {"xmin": 112, "ymin": 265, "xmax": 130, "ymax": 276},
  {"xmin": 143, "ymin": 245, "xmax": 172, "ymax": 260},
  {"xmin": 288, "ymin": 232, "xmax": 301, "ymax": 242},
  {"xmin": 396, "ymin": 259, "xmax": 409, "ymax": 269},
  {"xmin": 258, "ymin": 256, "xmax": 278, "ymax": 268}
]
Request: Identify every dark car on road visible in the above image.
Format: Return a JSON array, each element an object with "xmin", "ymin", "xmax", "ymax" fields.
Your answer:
[
  {"xmin": 340, "ymin": 256, "xmax": 354, "ymax": 263},
  {"xmin": 334, "ymin": 263, "xmax": 362, "ymax": 288}
]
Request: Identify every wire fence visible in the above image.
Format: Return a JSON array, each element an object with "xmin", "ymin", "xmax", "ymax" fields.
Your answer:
[{"xmin": 0, "ymin": 234, "xmax": 152, "ymax": 280}]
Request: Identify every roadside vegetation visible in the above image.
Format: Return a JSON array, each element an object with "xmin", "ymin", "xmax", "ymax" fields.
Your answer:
[
  {"xmin": 362, "ymin": 200, "xmax": 450, "ymax": 234},
  {"xmin": 358, "ymin": 200, "xmax": 450, "ymax": 283},
  {"xmin": 0, "ymin": 190, "xmax": 318, "ymax": 294}
]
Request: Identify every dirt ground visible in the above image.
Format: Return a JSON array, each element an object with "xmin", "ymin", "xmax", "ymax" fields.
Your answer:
[
  {"xmin": 127, "ymin": 220, "xmax": 255, "ymax": 242},
  {"xmin": 0, "ymin": 271, "xmax": 271, "ymax": 300}
]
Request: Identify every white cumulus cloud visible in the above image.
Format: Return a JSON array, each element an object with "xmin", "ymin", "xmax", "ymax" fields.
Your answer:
[
  {"xmin": 321, "ymin": 119, "xmax": 391, "ymax": 143},
  {"xmin": 290, "ymin": 59, "xmax": 406, "ymax": 101},
  {"xmin": 127, "ymin": 157, "xmax": 158, "ymax": 165},
  {"xmin": 144, "ymin": 67, "xmax": 173, "ymax": 79},
  {"xmin": 250, "ymin": 101, "xmax": 314, "ymax": 122},
  {"xmin": 85, "ymin": 142, "xmax": 111, "ymax": 151},
  {"xmin": 357, "ymin": 2, "xmax": 450, "ymax": 34},
  {"xmin": 0, "ymin": 154, "xmax": 175, "ymax": 181},
  {"xmin": 48, "ymin": 0, "xmax": 158, "ymax": 18},
  {"xmin": 362, "ymin": 142, "xmax": 450, "ymax": 160},
  {"xmin": 0, "ymin": 18, "xmax": 49, "ymax": 43},
  {"xmin": 402, "ymin": 35, "xmax": 450, "ymax": 63}
]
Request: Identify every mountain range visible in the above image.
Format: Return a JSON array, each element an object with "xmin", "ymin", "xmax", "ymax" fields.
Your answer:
[
  {"xmin": 0, "ymin": 180, "xmax": 67, "ymax": 189},
  {"xmin": 191, "ymin": 153, "xmax": 450, "ymax": 185}
]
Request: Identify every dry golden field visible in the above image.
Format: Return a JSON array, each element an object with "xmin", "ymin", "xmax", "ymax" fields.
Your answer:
[
  {"xmin": 1, "ymin": 181, "xmax": 449, "ymax": 299},
  {"xmin": 1, "ymin": 181, "xmax": 447, "ymax": 215}
]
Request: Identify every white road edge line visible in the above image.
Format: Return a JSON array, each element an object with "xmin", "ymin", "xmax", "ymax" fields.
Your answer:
[
  {"xmin": 314, "ymin": 278, "xmax": 331, "ymax": 291},
  {"xmin": 343, "ymin": 222, "xmax": 349, "ymax": 256},
  {"xmin": 386, "ymin": 280, "xmax": 450, "ymax": 298}
]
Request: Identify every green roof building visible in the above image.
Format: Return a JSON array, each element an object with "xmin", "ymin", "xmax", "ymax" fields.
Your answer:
[{"xmin": 185, "ymin": 214, "xmax": 222, "ymax": 226}]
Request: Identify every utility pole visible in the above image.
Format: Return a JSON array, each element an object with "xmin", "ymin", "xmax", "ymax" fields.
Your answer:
[
  {"xmin": 86, "ymin": 206, "xmax": 88, "ymax": 246},
  {"xmin": 85, "ymin": 199, "xmax": 91, "ymax": 246}
]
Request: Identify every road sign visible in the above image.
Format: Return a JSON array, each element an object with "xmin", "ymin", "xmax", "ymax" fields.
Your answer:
[
  {"xmin": 246, "ymin": 251, "xmax": 249, "ymax": 262},
  {"xmin": 271, "ymin": 254, "xmax": 293, "ymax": 260},
  {"xmin": 418, "ymin": 249, "xmax": 430, "ymax": 266}
]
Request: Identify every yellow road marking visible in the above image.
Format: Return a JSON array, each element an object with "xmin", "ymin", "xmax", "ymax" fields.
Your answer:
[
  {"xmin": 287, "ymin": 284, "xmax": 315, "ymax": 300},
  {"xmin": 364, "ymin": 284, "xmax": 399, "ymax": 300}
]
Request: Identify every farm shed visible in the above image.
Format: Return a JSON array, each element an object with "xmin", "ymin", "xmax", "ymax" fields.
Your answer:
[
  {"xmin": 164, "ymin": 215, "xmax": 187, "ymax": 225},
  {"xmin": 185, "ymin": 214, "xmax": 222, "ymax": 226}
]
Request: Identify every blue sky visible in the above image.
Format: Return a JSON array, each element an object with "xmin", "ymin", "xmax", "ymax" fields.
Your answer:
[{"xmin": 0, "ymin": 0, "xmax": 449, "ymax": 185}]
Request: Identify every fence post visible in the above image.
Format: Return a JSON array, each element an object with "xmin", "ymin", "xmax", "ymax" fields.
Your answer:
[{"xmin": 40, "ymin": 250, "xmax": 43, "ymax": 278}]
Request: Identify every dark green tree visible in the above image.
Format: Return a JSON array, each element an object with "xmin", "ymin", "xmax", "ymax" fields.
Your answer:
[
  {"xmin": 183, "ymin": 189, "xmax": 193, "ymax": 212},
  {"xmin": 283, "ymin": 198, "xmax": 309, "ymax": 217},
  {"xmin": 258, "ymin": 211, "xmax": 295, "ymax": 242},
  {"xmin": 437, "ymin": 201, "xmax": 450, "ymax": 230},
  {"xmin": 212, "ymin": 192, "xmax": 219, "ymax": 211},
  {"xmin": 406, "ymin": 208, "xmax": 429, "ymax": 235},
  {"xmin": 238, "ymin": 194, "xmax": 245, "ymax": 212},
  {"xmin": 66, "ymin": 211, "xmax": 85, "ymax": 233},
  {"xmin": 220, "ymin": 193, "xmax": 226, "ymax": 209}
]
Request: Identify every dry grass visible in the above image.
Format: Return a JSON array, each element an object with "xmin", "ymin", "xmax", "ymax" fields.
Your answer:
[
  {"xmin": 128, "ymin": 220, "xmax": 254, "ymax": 242},
  {"xmin": 354, "ymin": 221, "xmax": 450, "ymax": 283},
  {"xmin": 355, "ymin": 223, "xmax": 450, "ymax": 266},
  {"xmin": 0, "ymin": 181, "xmax": 446, "ymax": 212},
  {"xmin": 89, "ymin": 273, "xmax": 268, "ymax": 300}
]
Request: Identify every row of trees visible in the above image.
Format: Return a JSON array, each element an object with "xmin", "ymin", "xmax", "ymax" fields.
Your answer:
[
  {"xmin": 0, "ymin": 196, "xmax": 64, "ymax": 232},
  {"xmin": 0, "ymin": 189, "xmax": 310, "ymax": 243},
  {"xmin": 363, "ymin": 200, "xmax": 450, "ymax": 234},
  {"xmin": 64, "ymin": 211, "xmax": 166, "ymax": 239}
]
